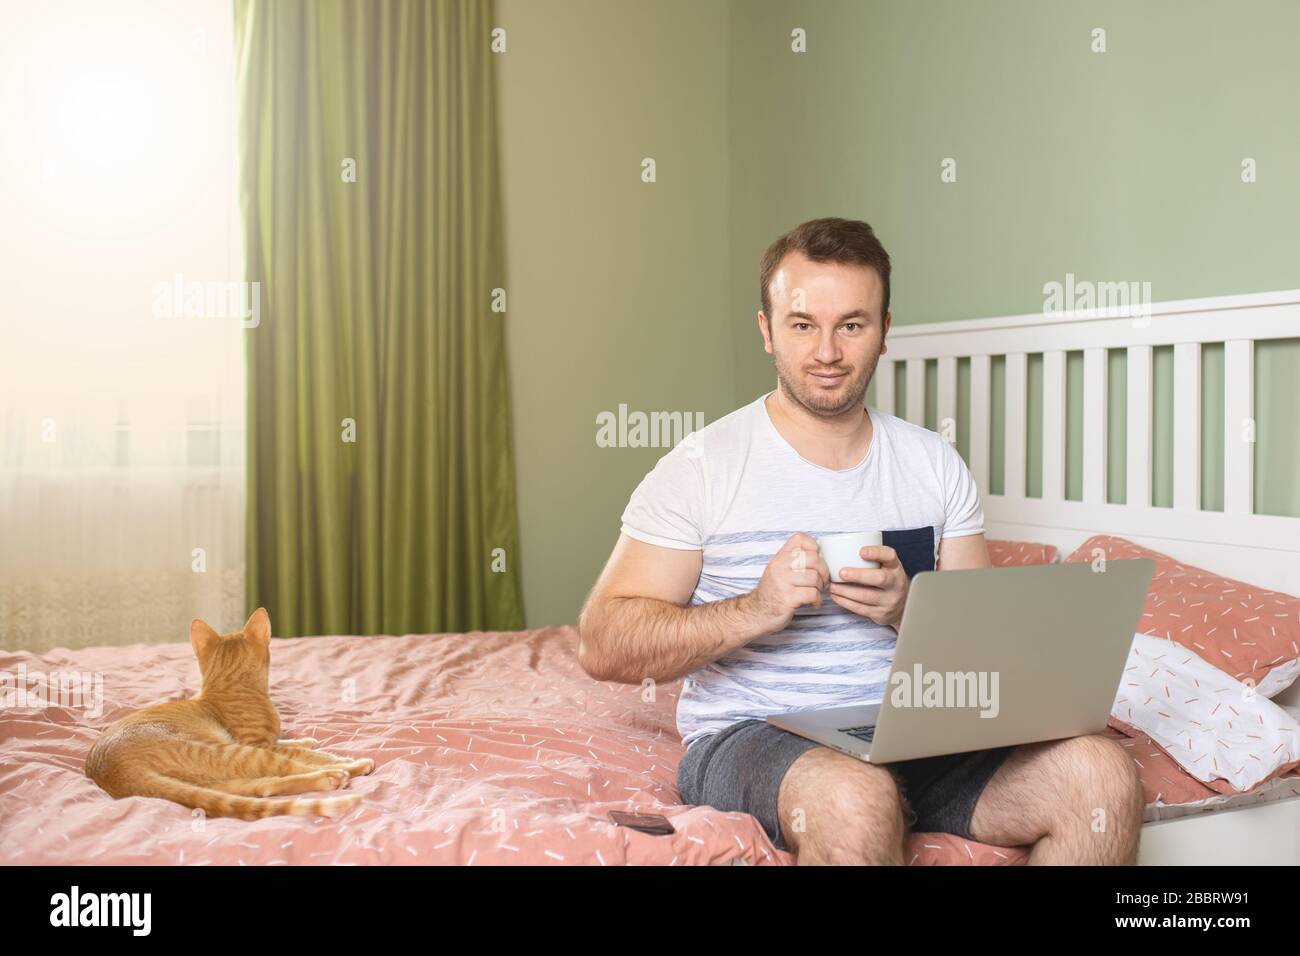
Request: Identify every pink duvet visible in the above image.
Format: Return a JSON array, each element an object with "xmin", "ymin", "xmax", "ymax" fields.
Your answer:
[{"xmin": 3, "ymin": 625, "xmax": 1040, "ymax": 865}]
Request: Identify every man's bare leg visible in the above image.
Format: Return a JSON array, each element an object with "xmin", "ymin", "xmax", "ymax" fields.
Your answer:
[
  {"xmin": 776, "ymin": 746, "xmax": 909, "ymax": 865},
  {"xmin": 967, "ymin": 734, "xmax": 1144, "ymax": 864}
]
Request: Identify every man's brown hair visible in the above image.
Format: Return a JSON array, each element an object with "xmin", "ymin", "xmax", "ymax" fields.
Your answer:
[{"xmin": 759, "ymin": 217, "xmax": 892, "ymax": 326}]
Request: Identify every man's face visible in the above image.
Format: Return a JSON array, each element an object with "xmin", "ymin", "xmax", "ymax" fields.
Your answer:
[{"xmin": 759, "ymin": 251, "xmax": 891, "ymax": 417}]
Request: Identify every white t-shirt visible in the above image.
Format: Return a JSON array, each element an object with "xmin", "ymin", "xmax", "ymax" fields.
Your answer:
[{"xmin": 619, "ymin": 389, "xmax": 985, "ymax": 749}]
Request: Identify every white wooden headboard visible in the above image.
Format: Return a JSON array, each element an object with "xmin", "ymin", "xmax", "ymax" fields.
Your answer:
[{"xmin": 875, "ymin": 289, "xmax": 1300, "ymax": 597}]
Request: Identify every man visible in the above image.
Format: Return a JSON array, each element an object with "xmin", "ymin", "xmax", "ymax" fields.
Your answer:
[{"xmin": 577, "ymin": 217, "xmax": 1143, "ymax": 865}]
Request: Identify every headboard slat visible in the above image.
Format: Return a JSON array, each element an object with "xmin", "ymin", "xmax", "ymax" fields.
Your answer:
[
  {"xmin": 1043, "ymin": 349, "xmax": 1066, "ymax": 501},
  {"xmin": 1224, "ymin": 339, "xmax": 1254, "ymax": 515},
  {"xmin": 1126, "ymin": 344, "xmax": 1153, "ymax": 508},
  {"xmin": 1005, "ymin": 352, "xmax": 1028, "ymax": 500},
  {"xmin": 969, "ymin": 354, "xmax": 991, "ymax": 497},
  {"xmin": 1173, "ymin": 342, "xmax": 1201, "ymax": 511},
  {"xmin": 937, "ymin": 355, "xmax": 957, "ymax": 441},
  {"xmin": 905, "ymin": 358, "xmax": 926, "ymax": 426},
  {"xmin": 1082, "ymin": 347, "xmax": 1108, "ymax": 505},
  {"xmin": 875, "ymin": 358, "xmax": 895, "ymax": 416}
]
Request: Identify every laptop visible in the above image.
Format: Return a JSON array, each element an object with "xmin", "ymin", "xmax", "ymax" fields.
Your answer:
[{"xmin": 766, "ymin": 558, "xmax": 1155, "ymax": 763}]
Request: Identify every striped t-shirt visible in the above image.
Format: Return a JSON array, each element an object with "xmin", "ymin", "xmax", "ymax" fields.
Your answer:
[{"xmin": 619, "ymin": 389, "xmax": 985, "ymax": 749}]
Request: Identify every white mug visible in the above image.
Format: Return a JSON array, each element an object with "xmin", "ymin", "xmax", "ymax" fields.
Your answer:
[{"xmin": 817, "ymin": 531, "xmax": 884, "ymax": 583}]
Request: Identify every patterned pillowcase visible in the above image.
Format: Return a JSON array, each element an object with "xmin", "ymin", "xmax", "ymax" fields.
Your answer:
[
  {"xmin": 1065, "ymin": 534, "xmax": 1300, "ymax": 697},
  {"xmin": 1111, "ymin": 632, "xmax": 1300, "ymax": 794},
  {"xmin": 985, "ymin": 539, "xmax": 1059, "ymax": 567}
]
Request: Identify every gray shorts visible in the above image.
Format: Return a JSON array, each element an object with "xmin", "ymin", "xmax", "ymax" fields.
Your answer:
[{"xmin": 676, "ymin": 718, "xmax": 1012, "ymax": 853}]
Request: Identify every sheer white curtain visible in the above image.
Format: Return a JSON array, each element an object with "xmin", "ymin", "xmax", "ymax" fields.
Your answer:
[{"xmin": 0, "ymin": 0, "xmax": 246, "ymax": 651}]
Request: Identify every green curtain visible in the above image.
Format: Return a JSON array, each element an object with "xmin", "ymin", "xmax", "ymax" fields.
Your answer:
[{"xmin": 233, "ymin": 0, "xmax": 524, "ymax": 637}]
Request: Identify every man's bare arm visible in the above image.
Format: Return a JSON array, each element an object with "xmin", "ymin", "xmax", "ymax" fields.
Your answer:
[
  {"xmin": 577, "ymin": 534, "xmax": 769, "ymax": 684},
  {"xmin": 936, "ymin": 532, "xmax": 992, "ymax": 571}
]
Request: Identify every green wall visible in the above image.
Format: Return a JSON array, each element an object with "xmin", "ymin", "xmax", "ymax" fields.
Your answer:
[
  {"xmin": 729, "ymin": 0, "xmax": 1300, "ymax": 516},
  {"xmin": 500, "ymin": 0, "xmax": 1300, "ymax": 628},
  {"xmin": 497, "ymin": 0, "xmax": 734, "ymax": 629}
]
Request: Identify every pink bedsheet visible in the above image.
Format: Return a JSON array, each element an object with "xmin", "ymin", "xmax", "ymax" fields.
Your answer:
[{"xmin": 2, "ymin": 625, "xmax": 1036, "ymax": 865}]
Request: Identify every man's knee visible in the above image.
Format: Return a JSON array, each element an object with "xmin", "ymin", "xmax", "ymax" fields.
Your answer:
[
  {"xmin": 777, "ymin": 747, "xmax": 908, "ymax": 863},
  {"xmin": 1058, "ymin": 735, "xmax": 1143, "ymax": 823}
]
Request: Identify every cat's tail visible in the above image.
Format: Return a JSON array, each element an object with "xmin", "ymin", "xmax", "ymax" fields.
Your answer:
[{"xmin": 140, "ymin": 772, "xmax": 362, "ymax": 821}]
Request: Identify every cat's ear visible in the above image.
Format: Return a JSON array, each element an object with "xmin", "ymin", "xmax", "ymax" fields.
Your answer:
[
  {"xmin": 244, "ymin": 607, "xmax": 271, "ymax": 645},
  {"xmin": 190, "ymin": 619, "xmax": 219, "ymax": 659}
]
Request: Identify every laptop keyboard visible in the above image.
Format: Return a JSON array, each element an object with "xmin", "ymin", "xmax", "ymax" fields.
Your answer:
[{"xmin": 839, "ymin": 724, "xmax": 876, "ymax": 743}]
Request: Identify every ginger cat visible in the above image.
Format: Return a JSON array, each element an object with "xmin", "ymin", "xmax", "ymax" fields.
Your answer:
[{"xmin": 86, "ymin": 607, "xmax": 373, "ymax": 820}]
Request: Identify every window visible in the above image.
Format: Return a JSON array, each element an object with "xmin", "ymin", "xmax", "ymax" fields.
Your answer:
[{"xmin": 0, "ymin": 0, "xmax": 246, "ymax": 649}]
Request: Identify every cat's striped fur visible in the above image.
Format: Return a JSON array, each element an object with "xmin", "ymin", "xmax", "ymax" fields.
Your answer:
[{"xmin": 86, "ymin": 608, "xmax": 373, "ymax": 820}]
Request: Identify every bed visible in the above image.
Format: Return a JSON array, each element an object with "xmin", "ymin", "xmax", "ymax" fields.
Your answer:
[
  {"xmin": 3, "ymin": 287, "xmax": 1298, "ymax": 866},
  {"xmin": 2, "ymin": 616, "xmax": 1297, "ymax": 866},
  {"xmin": 3, "ymin": 626, "xmax": 781, "ymax": 866},
  {"xmin": 877, "ymin": 286, "xmax": 1300, "ymax": 865}
]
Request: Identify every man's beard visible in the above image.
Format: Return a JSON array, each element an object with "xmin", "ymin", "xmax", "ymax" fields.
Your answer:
[{"xmin": 773, "ymin": 347, "xmax": 877, "ymax": 418}]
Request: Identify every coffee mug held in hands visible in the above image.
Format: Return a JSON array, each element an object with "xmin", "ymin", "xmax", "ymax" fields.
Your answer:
[{"xmin": 817, "ymin": 531, "xmax": 884, "ymax": 583}]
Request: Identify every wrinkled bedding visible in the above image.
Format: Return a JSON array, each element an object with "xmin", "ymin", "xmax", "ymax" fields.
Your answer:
[{"xmin": 0, "ymin": 625, "xmax": 1252, "ymax": 866}]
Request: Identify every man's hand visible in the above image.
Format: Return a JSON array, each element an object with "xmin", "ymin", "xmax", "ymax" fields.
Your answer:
[
  {"xmin": 744, "ymin": 532, "xmax": 832, "ymax": 634},
  {"xmin": 827, "ymin": 545, "xmax": 910, "ymax": 629}
]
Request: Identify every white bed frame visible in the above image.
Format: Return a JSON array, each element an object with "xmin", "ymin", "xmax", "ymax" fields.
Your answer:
[{"xmin": 879, "ymin": 288, "xmax": 1300, "ymax": 866}]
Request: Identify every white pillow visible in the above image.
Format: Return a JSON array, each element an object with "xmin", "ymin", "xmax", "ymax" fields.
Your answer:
[{"xmin": 1111, "ymin": 632, "xmax": 1300, "ymax": 794}]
